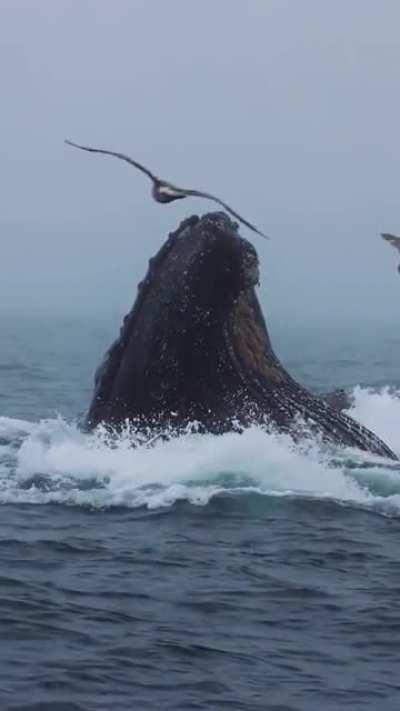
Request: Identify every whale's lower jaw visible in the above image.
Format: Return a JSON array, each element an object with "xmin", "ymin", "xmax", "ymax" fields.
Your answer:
[{"xmin": 85, "ymin": 212, "xmax": 397, "ymax": 461}]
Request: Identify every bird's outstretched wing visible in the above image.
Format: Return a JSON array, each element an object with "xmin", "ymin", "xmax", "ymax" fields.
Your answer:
[
  {"xmin": 65, "ymin": 140, "xmax": 269, "ymax": 239},
  {"xmin": 381, "ymin": 233, "xmax": 400, "ymax": 254},
  {"xmin": 65, "ymin": 140, "xmax": 157, "ymax": 181},
  {"xmin": 183, "ymin": 189, "xmax": 269, "ymax": 240}
]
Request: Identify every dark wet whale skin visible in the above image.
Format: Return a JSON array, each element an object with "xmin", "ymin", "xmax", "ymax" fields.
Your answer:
[{"xmin": 86, "ymin": 212, "xmax": 396, "ymax": 460}]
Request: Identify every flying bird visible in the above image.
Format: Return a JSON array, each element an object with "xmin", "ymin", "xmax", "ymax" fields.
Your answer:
[
  {"xmin": 65, "ymin": 139, "xmax": 269, "ymax": 240},
  {"xmin": 381, "ymin": 233, "xmax": 400, "ymax": 273}
]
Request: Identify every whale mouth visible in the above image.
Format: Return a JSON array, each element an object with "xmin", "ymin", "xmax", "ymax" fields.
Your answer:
[
  {"xmin": 86, "ymin": 212, "xmax": 262, "ymax": 430},
  {"xmin": 85, "ymin": 211, "xmax": 398, "ymax": 461},
  {"xmin": 170, "ymin": 211, "xmax": 260, "ymax": 302}
]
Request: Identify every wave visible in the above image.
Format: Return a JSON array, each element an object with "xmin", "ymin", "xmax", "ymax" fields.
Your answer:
[{"xmin": 0, "ymin": 387, "xmax": 399, "ymax": 515}]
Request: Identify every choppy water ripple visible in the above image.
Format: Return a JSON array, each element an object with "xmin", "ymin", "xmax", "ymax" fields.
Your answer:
[
  {"xmin": 1, "ymin": 495, "xmax": 400, "ymax": 710},
  {"xmin": 1, "ymin": 313, "xmax": 400, "ymax": 709}
]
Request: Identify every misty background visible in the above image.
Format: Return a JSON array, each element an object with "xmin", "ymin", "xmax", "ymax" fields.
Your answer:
[{"xmin": 1, "ymin": 0, "xmax": 400, "ymax": 334}]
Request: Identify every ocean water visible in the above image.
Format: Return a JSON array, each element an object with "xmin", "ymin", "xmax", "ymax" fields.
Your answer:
[{"xmin": 1, "ymin": 312, "xmax": 400, "ymax": 711}]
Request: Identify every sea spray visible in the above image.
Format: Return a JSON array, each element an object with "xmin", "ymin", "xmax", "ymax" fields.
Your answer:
[{"xmin": 0, "ymin": 386, "xmax": 399, "ymax": 514}]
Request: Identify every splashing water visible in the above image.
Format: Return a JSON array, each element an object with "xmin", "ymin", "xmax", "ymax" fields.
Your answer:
[
  {"xmin": 349, "ymin": 385, "xmax": 400, "ymax": 452},
  {"xmin": 0, "ymin": 387, "xmax": 399, "ymax": 514}
]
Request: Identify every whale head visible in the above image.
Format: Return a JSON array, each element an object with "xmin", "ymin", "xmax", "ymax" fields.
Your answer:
[{"xmin": 86, "ymin": 212, "xmax": 265, "ymax": 429}]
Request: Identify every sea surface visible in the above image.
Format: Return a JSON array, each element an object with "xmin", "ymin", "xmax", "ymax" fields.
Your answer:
[{"xmin": 1, "ymin": 312, "xmax": 400, "ymax": 711}]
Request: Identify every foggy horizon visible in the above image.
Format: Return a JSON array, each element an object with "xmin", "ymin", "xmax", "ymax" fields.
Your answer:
[{"xmin": 2, "ymin": 0, "xmax": 400, "ymax": 329}]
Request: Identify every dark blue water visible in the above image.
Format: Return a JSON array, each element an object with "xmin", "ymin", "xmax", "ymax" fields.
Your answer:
[{"xmin": 1, "ymin": 313, "xmax": 400, "ymax": 710}]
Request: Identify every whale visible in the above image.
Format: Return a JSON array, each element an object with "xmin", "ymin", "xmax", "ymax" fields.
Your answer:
[
  {"xmin": 86, "ymin": 212, "xmax": 396, "ymax": 460},
  {"xmin": 323, "ymin": 388, "xmax": 354, "ymax": 412}
]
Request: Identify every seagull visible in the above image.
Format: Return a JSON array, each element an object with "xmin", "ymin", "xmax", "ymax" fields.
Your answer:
[
  {"xmin": 65, "ymin": 139, "xmax": 269, "ymax": 240},
  {"xmin": 381, "ymin": 233, "xmax": 400, "ymax": 273}
]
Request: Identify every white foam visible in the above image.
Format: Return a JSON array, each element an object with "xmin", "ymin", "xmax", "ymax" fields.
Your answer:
[
  {"xmin": 0, "ymin": 386, "xmax": 398, "ymax": 514},
  {"xmin": 349, "ymin": 385, "xmax": 400, "ymax": 455},
  {"xmin": 0, "ymin": 416, "xmax": 35, "ymax": 439}
]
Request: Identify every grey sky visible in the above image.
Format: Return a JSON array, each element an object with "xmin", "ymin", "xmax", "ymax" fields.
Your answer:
[{"xmin": 1, "ymin": 0, "xmax": 400, "ymax": 327}]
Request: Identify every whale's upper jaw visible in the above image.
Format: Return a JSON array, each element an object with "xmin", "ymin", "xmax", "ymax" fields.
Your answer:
[
  {"xmin": 169, "ymin": 211, "xmax": 260, "ymax": 297},
  {"xmin": 199, "ymin": 211, "xmax": 240, "ymax": 237},
  {"xmin": 176, "ymin": 211, "xmax": 242, "ymax": 245}
]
